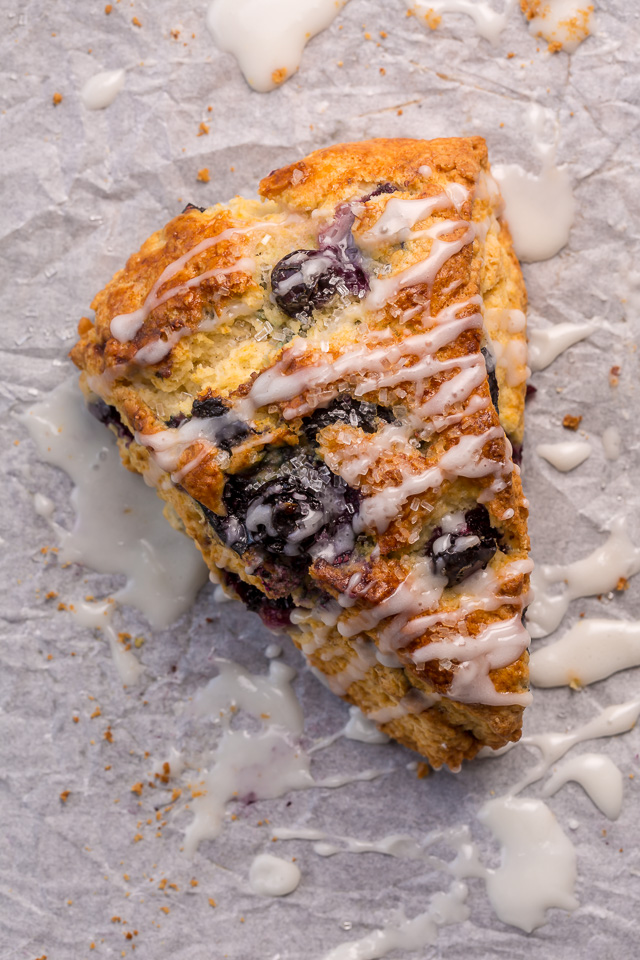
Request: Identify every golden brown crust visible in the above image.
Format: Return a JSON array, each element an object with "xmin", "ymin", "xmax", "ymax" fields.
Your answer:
[{"xmin": 72, "ymin": 137, "xmax": 530, "ymax": 770}]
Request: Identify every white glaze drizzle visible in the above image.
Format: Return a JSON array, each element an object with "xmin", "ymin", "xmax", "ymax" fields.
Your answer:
[
  {"xmin": 111, "ymin": 253, "xmax": 255, "ymax": 343},
  {"xmin": 366, "ymin": 220, "xmax": 476, "ymax": 310},
  {"xmin": 182, "ymin": 656, "xmax": 389, "ymax": 854},
  {"xmin": 413, "ymin": 0, "xmax": 517, "ymax": 44},
  {"xmin": 602, "ymin": 425, "xmax": 621, "ymax": 461},
  {"xmin": 70, "ymin": 599, "xmax": 144, "ymax": 686},
  {"xmin": 81, "ymin": 69, "xmax": 126, "ymax": 110},
  {"xmin": 478, "ymin": 796, "xmax": 578, "ymax": 932},
  {"xmin": 24, "ymin": 378, "xmax": 208, "ymax": 628},
  {"xmin": 321, "ymin": 882, "xmax": 469, "ymax": 960},
  {"xmin": 530, "ymin": 618, "xmax": 640, "ymax": 688},
  {"xmin": 356, "ymin": 425, "xmax": 507, "ymax": 534},
  {"xmin": 540, "ymin": 753, "xmax": 623, "ymax": 820},
  {"xmin": 523, "ymin": 0, "xmax": 595, "ymax": 52},
  {"xmin": 493, "ymin": 105, "xmax": 576, "ymax": 262},
  {"xmin": 411, "ymin": 615, "xmax": 532, "ymax": 706},
  {"xmin": 207, "ymin": 0, "xmax": 349, "ymax": 92},
  {"xmin": 244, "ymin": 297, "xmax": 484, "ymax": 417},
  {"xmin": 527, "ymin": 517, "xmax": 640, "ymax": 638},
  {"xmin": 536, "ymin": 440, "xmax": 592, "ymax": 472},
  {"xmin": 528, "ymin": 320, "xmax": 594, "ymax": 370},
  {"xmin": 249, "ymin": 853, "xmax": 301, "ymax": 896},
  {"xmin": 512, "ymin": 697, "xmax": 640, "ymax": 795}
]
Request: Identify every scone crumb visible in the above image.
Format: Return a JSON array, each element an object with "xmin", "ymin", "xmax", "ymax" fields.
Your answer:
[
  {"xmin": 423, "ymin": 9, "xmax": 442, "ymax": 29},
  {"xmin": 616, "ymin": 577, "xmax": 629, "ymax": 592},
  {"xmin": 197, "ymin": 121, "xmax": 210, "ymax": 136},
  {"xmin": 78, "ymin": 316, "xmax": 93, "ymax": 335},
  {"xmin": 271, "ymin": 68, "xmax": 287, "ymax": 85},
  {"xmin": 105, "ymin": 4, "xmax": 112, "ymax": 12},
  {"xmin": 609, "ymin": 365, "xmax": 621, "ymax": 386},
  {"xmin": 52, "ymin": 92, "xmax": 63, "ymax": 105},
  {"xmin": 416, "ymin": 762, "xmax": 431, "ymax": 779},
  {"xmin": 60, "ymin": 790, "xmax": 70, "ymax": 802},
  {"xmin": 197, "ymin": 167, "xmax": 210, "ymax": 183},
  {"xmin": 131, "ymin": 782, "xmax": 144, "ymax": 796},
  {"xmin": 90, "ymin": 707, "xmax": 101, "ymax": 719},
  {"xmin": 562, "ymin": 414, "xmax": 582, "ymax": 430},
  {"xmin": 132, "ymin": 16, "xmax": 142, "ymax": 27},
  {"xmin": 208, "ymin": 898, "xmax": 217, "ymax": 908}
]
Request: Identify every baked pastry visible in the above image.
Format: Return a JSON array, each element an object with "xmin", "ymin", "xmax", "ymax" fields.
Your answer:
[{"xmin": 71, "ymin": 138, "xmax": 531, "ymax": 770}]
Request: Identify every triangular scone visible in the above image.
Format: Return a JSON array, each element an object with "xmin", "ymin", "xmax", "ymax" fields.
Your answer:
[{"xmin": 72, "ymin": 138, "xmax": 531, "ymax": 770}]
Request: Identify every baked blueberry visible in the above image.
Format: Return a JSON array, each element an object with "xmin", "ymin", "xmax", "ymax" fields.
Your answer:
[
  {"xmin": 222, "ymin": 572, "xmax": 293, "ymax": 629},
  {"xmin": 425, "ymin": 505, "xmax": 499, "ymax": 587},
  {"xmin": 302, "ymin": 395, "xmax": 394, "ymax": 445},
  {"xmin": 481, "ymin": 347, "xmax": 499, "ymax": 412},
  {"xmin": 271, "ymin": 248, "xmax": 368, "ymax": 320},
  {"xmin": 88, "ymin": 399, "xmax": 133, "ymax": 442},
  {"xmin": 182, "ymin": 202, "xmax": 205, "ymax": 213}
]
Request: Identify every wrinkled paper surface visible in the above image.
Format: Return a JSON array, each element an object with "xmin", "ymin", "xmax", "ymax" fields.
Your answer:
[{"xmin": 2, "ymin": 1, "xmax": 640, "ymax": 957}]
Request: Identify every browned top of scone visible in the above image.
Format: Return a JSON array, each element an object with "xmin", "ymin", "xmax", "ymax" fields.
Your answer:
[
  {"xmin": 260, "ymin": 137, "xmax": 488, "ymax": 209},
  {"xmin": 70, "ymin": 137, "xmax": 530, "ymax": 758}
]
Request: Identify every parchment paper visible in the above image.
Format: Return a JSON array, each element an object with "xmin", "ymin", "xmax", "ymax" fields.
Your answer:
[{"xmin": 2, "ymin": 2, "xmax": 640, "ymax": 958}]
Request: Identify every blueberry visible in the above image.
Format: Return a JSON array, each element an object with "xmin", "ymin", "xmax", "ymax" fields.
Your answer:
[
  {"xmin": 88, "ymin": 399, "xmax": 133, "ymax": 442},
  {"xmin": 199, "ymin": 452, "xmax": 360, "ymax": 566},
  {"xmin": 165, "ymin": 393, "xmax": 250, "ymax": 451},
  {"xmin": 191, "ymin": 395, "xmax": 228, "ymax": 419},
  {"xmin": 271, "ymin": 248, "xmax": 368, "ymax": 320},
  {"xmin": 302, "ymin": 395, "xmax": 394, "ymax": 445},
  {"xmin": 222, "ymin": 572, "xmax": 293, "ymax": 630},
  {"xmin": 525, "ymin": 384, "xmax": 537, "ymax": 401},
  {"xmin": 511, "ymin": 441, "xmax": 523, "ymax": 466},
  {"xmin": 425, "ymin": 505, "xmax": 499, "ymax": 587},
  {"xmin": 360, "ymin": 182, "xmax": 398, "ymax": 202},
  {"xmin": 182, "ymin": 202, "xmax": 205, "ymax": 213},
  {"xmin": 481, "ymin": 347, "xmax": 499, "ymax": 412}
]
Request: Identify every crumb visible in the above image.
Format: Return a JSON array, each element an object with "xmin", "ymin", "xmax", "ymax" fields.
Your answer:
[
  {"xmin": 45, "ymin": 591, "xmax": 58, "ymax": 600},
  {"xmin": 131, "ymin": 782, "xmax": 144, "ymax": 796},
  {"xmin": 160, "ymin": 906, "xmax": 170, "ymax": 915},
  {"xmin": 60, "ymin": 790, "xmax": 70, "ymax": 802},
  {"xmin": 337, "ymin": 61, "xmax": 343, "ymax": 67},
  {"xmin": 207, "ymin": 105, "xmax": 213, "ymax": 112},
  {"xmin": 569, "ymin": 678, "xmax": 582, "ymax": 691},
  {"xmin": 133, "ymin": 833, "xmax": 143, "ymax": 843},
  {"xmin": 105, "ymin": 765, "xmax": 112, "ymax": 771},
  {"xmin": 379, "ymin": 67, "xmax": 386, "ymax": 75},
  {"xmin": 562, "ymin": 414, "xmax": 582, "ymax": 431},
  {"xmin": 208, "ymin": 898, "xmax": 216, "ymax": 908},
  {"xmin": 609, "ymin": 365, "xmax": 621, "ymax": 386},
  {"xmin": 105, "ymin": 3, "xmax": 112, "ymax": 12},
  {"xmin": 158, "ymin": 879, "xmax": 167, "ymax": 890},
  {"xmin": 380, "ymin": 30, "xmax": 387, "ymax": 38},
  {"xmin": 271, "ymin": 68, "xmax": 287, "ymax": 85},
  {"xmin": 416, "ymin": 762, "xmax": 430, "ymax": 779},
  {"xmin": 507, "ymin": 51, "xmax": 515, "ymax": 58},
  {"xmin": 52, "ymin": 92, "xmax": 63, "ymax": 105},
  {"xmin": 424, "ymin": 10, "xmax": 441, "ymax": 29},
  {"xmin": 397, "ymin": 109, "xmax": 403, "ymax": 116},
  {"xmin": 197, "ymin": 121, "xmax": 209, "ymax": 136},
  {"xmin": 190, "ymin": 878, "xmax": 198, "ymax": 887},
  {"xmin": 171, "ymin": 28, "xmax": 180, "ymax": 39},
  {"xmin": 364, "ymin": 32, "xmax": 371, "ymax": 40},
  {"xmin": 57, "ymin": 601, "xmax": 67, "ymax": 611},
  {"xmin": 616, "ymin": 577, "xmax": 629, "ymax": 591},
  {"xmin": 104, "ymin": 727, "xmax": 114, "ymax": 743},
  {"xmin": 72, "ymin": 716, "xmax": 79, "ymax": 724},
  {"xmin": 171, "ymin": 787, "xmax": 182, "ymax": 801},
  {"xmin": 132, "ymin": 16, "xmax": 142, "ymax": 27},
  {"xmin": 197, "ymin": 167, "xmax": 210, "ymax": 183}
]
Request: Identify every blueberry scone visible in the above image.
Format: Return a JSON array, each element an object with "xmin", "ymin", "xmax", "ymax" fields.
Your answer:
[{"xmin": 71, "ymin": 138, "xmax": 531, "ymax": 770}]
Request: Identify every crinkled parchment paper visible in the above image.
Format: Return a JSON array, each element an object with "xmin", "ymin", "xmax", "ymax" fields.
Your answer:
[{"xmin": 2, "ymin": 2, "xmax": 640, "ymax": 958}]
